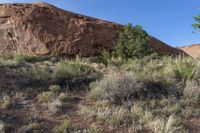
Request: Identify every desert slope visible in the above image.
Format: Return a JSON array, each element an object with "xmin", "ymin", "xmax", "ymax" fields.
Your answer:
[
  {"xmin": 0, "ymin": 2, "xmax": 186, "ymax": 56},
  {"xmin": 179, "ymin": 44, "xmax": 200, "ymax": 58}
]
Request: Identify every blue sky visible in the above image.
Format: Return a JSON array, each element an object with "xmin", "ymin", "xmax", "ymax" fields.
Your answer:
[{"xmin": 0, "ymin": 0, "xmax": 199, "ymax": 47}]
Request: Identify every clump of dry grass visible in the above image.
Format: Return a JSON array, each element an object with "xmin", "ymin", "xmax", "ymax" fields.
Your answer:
[
  {"xmin": 80, "ymin": 99, "xmax": 188, "ymax": 132},
  {"xmin": 49, "ymin": 84, "xmax": 62, "ymax": 93},
  {"xmin": 1, "ymin": 94, "xmax": 14, "ymax": 109},
  {"xmin": 53, "ymin": 118, "xmax": 71, "ymax": 133},
  {"xmin": 184, "ymin": 81, "xmax": 200, "ymax": 103},
  {"xmin": 48, "ymin": 99, "xmax": 62, "ymax": 114},
  {"xmin": 148, "ymin": 115, "xmax": 182, "ymax": 133},
  {"xmin": 89, "ymin": 72, "xmax": 169, "ymax": 104},
  {"xmin": 80, "ymin": 100, "xmax": 128, "ymax": 126},
  {"xmin": 37, "ymin": 91, "xmax": 55, "ymax": 103},
  {"xmin": 54, "ymin": 60, "xmax": 95, "ymax": 81}
]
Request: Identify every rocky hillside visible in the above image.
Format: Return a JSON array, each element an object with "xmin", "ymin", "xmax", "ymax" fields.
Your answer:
[
  {"xmin": 0, "ymin": 2, "xmax": 185, "ymax": 56},
  {"xmin": 179, "ymin": 44, "xmax": 200, "ymax": 58}
]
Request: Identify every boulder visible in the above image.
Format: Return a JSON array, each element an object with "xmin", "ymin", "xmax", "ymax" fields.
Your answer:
[{"xmin": 0, "ymin": 2, "xmax": 186, "ymax": 57}]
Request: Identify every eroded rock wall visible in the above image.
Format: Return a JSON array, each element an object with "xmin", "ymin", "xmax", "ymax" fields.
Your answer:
[{"xmin": 0, "ymin": 2, "xmax": 186, "ymax": 57}]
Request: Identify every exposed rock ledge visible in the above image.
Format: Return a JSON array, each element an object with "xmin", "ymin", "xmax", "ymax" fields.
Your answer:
[{"xmin": 0, "ymin": 2, "xmax": 186, "ymax": 56}]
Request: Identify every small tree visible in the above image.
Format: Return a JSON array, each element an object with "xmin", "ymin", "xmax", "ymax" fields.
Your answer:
[
  {"xmin": 112, "ymin": 23, "xmax": 153, "ymax": 60},
  {"xmin": 192, "ymin": 14, "xmax": 200, "ymax": 32},
  {"xmin": 99, "ymin": 49, "xmax": 111, "ymax": 66}
]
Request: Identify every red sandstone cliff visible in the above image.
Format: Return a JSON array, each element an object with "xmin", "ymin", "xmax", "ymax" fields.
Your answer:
[{"xmin": 0, "ymin": 2, "xmax": 186, "ymax": 56}]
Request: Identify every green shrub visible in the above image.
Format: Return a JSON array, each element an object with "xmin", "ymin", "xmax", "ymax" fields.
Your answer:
[
  {"xmin": 124, "ymin": 56, "xmax": 198, "ymax": 83},
  {"xmin": 98, "ymin": 23, "xmax": 156, "ymax": 65},
  {"xmin": 14, "ymin": 54, "xmax": 37, "ymax": 63},
  {"xmin": 22, "ymin": 67, "xmax": 47, "ymax": 81},
  {"xmin": 54, "ymin": 60, "xmax": 94, "ymax": 81},
  {"xmin": 31, "ymin": 67, "xmax": 45, "ymax": 80},
  {"xmin": 170, "ymin": 58, "xmax": 195, "ymax": 81},
  {"xmin": 12, "ymin": 65, "xmax": 51, "ymax": 87},
  {"xmin": 0, "ymin": 60, "xmax": 19, "ymax": 69},
  {"xmin": 112, "ymin": 23, "xmax": 153, "ymax": 60},
  {"xmin": 99, "ymin": 49, "xmax": 111, "ymax": 66}
]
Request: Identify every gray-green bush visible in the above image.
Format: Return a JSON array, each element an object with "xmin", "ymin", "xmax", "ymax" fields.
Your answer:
[
  {"xmin": 14, "ymin": 54, "xmax": 37, "ymax": 63},
  {"xmin": 54, "ymin": 60, "xmax": 94, "ymax": 80},
  {"xmin": 89, "ymin": 72, "xmax": 169, "ymax": 104}
]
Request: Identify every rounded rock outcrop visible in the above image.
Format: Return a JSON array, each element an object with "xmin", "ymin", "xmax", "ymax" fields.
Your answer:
[{"xmin": 0, "ymin": 2, "xmax": 186, "ymax": 57}]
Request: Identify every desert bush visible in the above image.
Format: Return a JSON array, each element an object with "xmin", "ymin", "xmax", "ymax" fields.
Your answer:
[
  {"xmin": 89, "ymin": 72, "xmax": 169, "ymax": 104},
  {"xmin": 17, "ymin": 66, "xmax": 51, "ymax": 87},
  {"xmin": 0, "ymin": 59, "xmax": 19, "ymax": 69},
  {"xmin": 99, "ymin": 49, "xmax": 111, "ymax": 66},
  {"xmin": 99, "ymin": 23, "xmax": 155, "ymax": 65},
  {"xmin": 54, "ymin": 60, "xmax": 94, "ymax": 80},
  {"xmin": 84, "ymin": 56, "xmax": 198, "ymax": 132},
  {"xmin": 184, "ymin": 81, "xmax": 200, "ymax": 103},
  {"xmin": 112, "ymin": 23, "xmax": 153, "ymax": 60},
  {"xmin": 29, "ymin": 67, "xmax": 46, "ymax": 80},
  {"xmin": 14, "ymin": 54, "xmax": 37, "ymax": 63},
  {"xmin": 167, "ymin": 58, "xmax": 196, "ymax": 81},
  {"xmin": 123, "ymin": 56, "xmax": 199, "ymax": 87}
]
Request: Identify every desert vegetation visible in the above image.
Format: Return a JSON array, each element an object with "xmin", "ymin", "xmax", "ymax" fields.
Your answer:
[
  {"xmin": 0, "ymin": 24, "xmax": 199, "ymax": 133},
  {"xmin": 193, "ymin": 13, "xmax": 200, "ymax": 32},
  {"xmin": 82, "ymin": 56, "xmax": 200, "ymax": 133}
]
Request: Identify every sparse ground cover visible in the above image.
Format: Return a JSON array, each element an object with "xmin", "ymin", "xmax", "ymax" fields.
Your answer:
[
  {"xmin": 0, "ymin": 25, "xmax": 200, "ymax": 133},
  {"xmin": 0, "ymin": 55, "xmax": 100, "ymax": 133},
  {"xmin": 0, "ymin": 54, "xmax": 199, "ymax": 133}
]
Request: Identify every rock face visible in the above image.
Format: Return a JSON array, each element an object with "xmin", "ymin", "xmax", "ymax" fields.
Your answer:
[
  {"xmin": 148, "ymin": 36, "xmax": 186, "ymax": 56},
  {"xmin": 0, "ymin": 2, "xmax": 186, "ymax": 56},
  {"xmin": 179, "ymin": 44, "xmax": 200, "ymax": 58}
]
